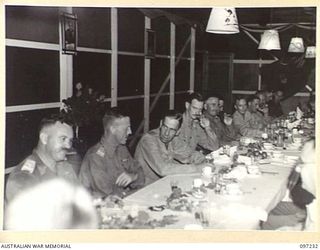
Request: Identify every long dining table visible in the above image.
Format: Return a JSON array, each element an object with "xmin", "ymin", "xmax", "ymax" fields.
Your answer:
[{"xmin": 122, "ymin": 146, "xmax": 302, "ymax": 230}]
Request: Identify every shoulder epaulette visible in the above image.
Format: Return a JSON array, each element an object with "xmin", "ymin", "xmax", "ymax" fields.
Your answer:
[
  {"xmin": 21, "ymin": 159, "xmax": 36, "ymax": 173},
  {"xmin": 96, "ymin": 146, "xmax": 105, "ymax": 157}
]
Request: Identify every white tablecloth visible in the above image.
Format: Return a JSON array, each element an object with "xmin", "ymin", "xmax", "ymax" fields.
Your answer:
[{"xmin": 123, "ymin": 149, "xmax": 300, "ymax": 230}]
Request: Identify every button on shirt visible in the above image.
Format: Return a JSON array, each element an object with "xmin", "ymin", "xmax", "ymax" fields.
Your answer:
[
  {"xmin": 79, "ymin": 138, "xmax": 145, "ymax": 198},
  {"xmin": 135, "ymin": 128, "xmax": 201, "ymax": 185},
  {"xmin": 171, "ymin": 113, "xmax": 219, "ymax": 164},
  {"xmin": 6, "ymin": 150, "xmax": 79, "ymax": 202}
]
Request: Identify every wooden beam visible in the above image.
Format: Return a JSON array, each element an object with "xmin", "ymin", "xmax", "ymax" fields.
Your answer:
[
  {"xmin": 242, "ymin": 29, "xmax": 278, "ymax": 61},
  {"xmin": 169, "ymin": 22, "xmax": 175, "ymax": 110},
  {"xmin": 189, "ymin": 26, "xmax": 196, "ymax": 92},
  {"xmin": 111, "ymin": 8, "xmax": 118, "ymax": 107},
  {"xmin": 144, "ymin": 17, "xmax": 151, "ymax": 133},
  {"xmin": 129, "ymin": 34, "xmax": 191, "ymax": 148},
  {"xmin": 59, "ymin": 7, "xmax": 73, "ymax": 101}
]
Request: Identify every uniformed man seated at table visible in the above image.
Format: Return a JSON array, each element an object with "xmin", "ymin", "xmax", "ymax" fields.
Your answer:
[
  {"xmin": 79, "ymin": 107, "xmax": 145, "ymax": 199},
  {"xmin": 5, "ymin": 116, "xmax": 79, "ymax": 202},
  {"xmin": 135, "ymin": 110, "xmax": 211, "ymax": 185},
  {"xmin": 232, "ymin": 96, "xmax": 264, "ymax": 138},
  {"xmin": 203, "ymin": 95, "xmax": 239, "ymax": 146},
  {"xmin": 247, "ymin": 95, "xmax": 271, "ymax": 128},
  {"xmin": 171, "ymin": 92, "xmax": 219, "ymax": 164}
]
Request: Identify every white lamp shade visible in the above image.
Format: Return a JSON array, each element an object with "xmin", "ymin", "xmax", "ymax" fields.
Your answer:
[
  {"xmin": 258, "ymin": 30, "xmax": 281, "ymax": 50},
  {"xmin": 206, "ymin": 8, "xmax": 239, "ymax": 34},
  {"xmin": 288, "ymin": 37, "xmax": 305, "ymax": 53},
  {"xmin": 305, "ymin": 46, "xmax": 316, "ymax": 58}
]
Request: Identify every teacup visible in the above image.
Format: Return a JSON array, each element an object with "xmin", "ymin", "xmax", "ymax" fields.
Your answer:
[
  {"xmin": 294, "ymin": 137, "xmax": 303, "ymax": 144},
  {"xmin": 261, "ymin": 133, "xmax": 268, "ymax": 139},
  {"xmin": 202, "ymin": 166, "xmax": 213, "ymax": 177},
  {"xmin": 193, "ymin": 178, "xmax": 203, "ymax": 188},
  {"xmin": 308, "ymin": 118, "xmax": 315, "ymax": 124},
  {"xmin": 292, "ymin": 128, "xmax": 299, "ymax": 135}
]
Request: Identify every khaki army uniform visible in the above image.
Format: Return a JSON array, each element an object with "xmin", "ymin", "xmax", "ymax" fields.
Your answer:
[
  {"xmin": 6, "ymin": 150, "xmax": 79, "ymax": 202},
  {"xmin": 79, "ymin": 138, "xmax": 145, "ymax": 198}
]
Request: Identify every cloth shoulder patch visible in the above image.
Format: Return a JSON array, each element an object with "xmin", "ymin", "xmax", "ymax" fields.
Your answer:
[
  {"xmin": 21, "ymin": 159, "xmax": 36, "ymax": 173},
  {"xmin": 96, "ymin": 146, "xmax": 105, "ymax": 157}
]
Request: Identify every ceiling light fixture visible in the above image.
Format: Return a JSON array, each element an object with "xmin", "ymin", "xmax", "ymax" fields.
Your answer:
[
  {"xmin": 206, "ymin": 7, "xmax": 239, "ymax": 34},
  {"xmin": 258, "ymin": 29, "xmax": 281, "ymax": 50}
]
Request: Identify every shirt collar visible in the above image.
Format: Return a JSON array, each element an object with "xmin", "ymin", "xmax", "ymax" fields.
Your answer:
[
  {"xmin": 100, "ymin": 135, "xmax": 118, "ymax": 157},
  {"xmin": 32, "ymin": 149, "xmax": 56, "ymax": 175},
  {"xmin": 183, "ymin": 112, "xmax": 199, "ymax": 127}
]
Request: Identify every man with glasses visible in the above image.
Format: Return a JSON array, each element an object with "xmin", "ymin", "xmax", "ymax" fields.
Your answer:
[{"xmin": 135, "ymin": 110, "xmax": 210, "ymax": 185}]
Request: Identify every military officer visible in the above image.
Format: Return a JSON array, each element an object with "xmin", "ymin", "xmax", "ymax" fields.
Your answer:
[
  {"xmin": 79, "ymin": 107, "xmax": 145, "ymax": 198},
  {"xmin": 6, "ymin": 117, "xmax": 79, "ymax": 202}
]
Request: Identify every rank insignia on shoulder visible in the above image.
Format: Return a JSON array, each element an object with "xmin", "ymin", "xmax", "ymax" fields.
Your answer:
[
  {"xmin": 96, "ymin": 147, "xmax": 105, "ymax": 157},
  {"xmin": 21, "ymin": 159, "xmax": 36, "ymax": 173}
]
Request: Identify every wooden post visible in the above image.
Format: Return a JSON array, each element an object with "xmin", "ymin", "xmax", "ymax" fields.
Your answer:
[
  {"xmin": 129, "ymin": 34, "xmax": 191, "ymax": 148},
  {"xmin": 111, "ymin": 7, "xmax": 118, "ymax": 107},
  {"xmin": 170, "ymin": 22, "xmax": 176, "ymax": 110},
  {"xmin": 189, "ymin": 26, "xmax": 196, "ymax": 92},
  {"xmin": 144, "ymin": 17, "xmax": 151, "ymax": 133},
  {"xmin": 258, "ymin": 58, "xmax": 262, "ymax": 90},
  {"xmin": 59, "ymin": 7, "xmax": 73, "ymax": 101}
]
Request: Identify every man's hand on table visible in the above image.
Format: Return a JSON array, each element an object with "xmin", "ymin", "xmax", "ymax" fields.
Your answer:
[{"xmin": 116, "ymin": 172, "xmax": 138, "ymax": 187}]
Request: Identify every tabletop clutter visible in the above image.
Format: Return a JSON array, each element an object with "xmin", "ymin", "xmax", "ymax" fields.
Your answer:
[{"xmin": 94, "ymin": 116, "xmax": 312, "ymax": 229}]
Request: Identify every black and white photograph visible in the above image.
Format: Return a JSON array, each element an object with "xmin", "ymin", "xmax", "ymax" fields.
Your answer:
[
  {"xmin": 2, "ymin": 3, "xmax": 318, "ymax": 242},
  {"xmin": 61, "ymin": 12, "xmax": 78, "ymax": 54}
]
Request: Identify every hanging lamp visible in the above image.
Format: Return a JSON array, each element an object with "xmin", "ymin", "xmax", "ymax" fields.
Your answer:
[
  {"xmin": 258, "ymin": 29, "xmax": 281, "ymax": 50},
  {"xmin": 206, "ymin": 7, "xmax": 239, "ymax": 34}
]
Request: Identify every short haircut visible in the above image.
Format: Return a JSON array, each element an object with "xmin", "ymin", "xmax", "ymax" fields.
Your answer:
[
  {"xmin": 38, "ymin": 114, "xmax": 72, "ymax": 135},
  {"xmin": 161, "ymin": 109, "xmax": 183, "ymax": 129},
  {"xmin": 186, "ymin": 92, "xmax": 204, "ymax": 104},
  {"xmin": 205, "ymin": 95, "xmax": 220, "ymax": 104},
  {"xmin": 102, "ymin": 107, "xmax": 128, "ymax": 131},
  {"xmin": 234, "ymin": 95, "xmax": 247, "ymax": 104},
  {"xmin": 247, "ymin": 95, "xmax": 260, "ymax": 104}
]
